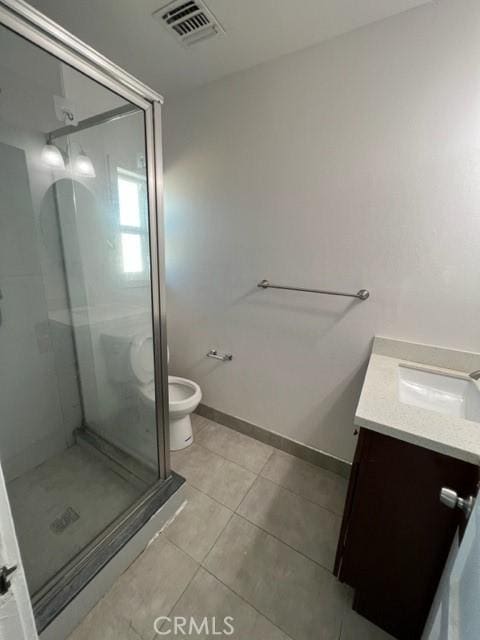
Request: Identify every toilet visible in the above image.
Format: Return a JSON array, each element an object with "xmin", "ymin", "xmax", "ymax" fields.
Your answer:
[{"xmin": 129, "ymin": 331, "xmax": 202, "ymax": 451}]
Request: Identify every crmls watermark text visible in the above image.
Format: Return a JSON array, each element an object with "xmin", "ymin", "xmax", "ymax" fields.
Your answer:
[{"xmin": 154, "ymin": 616, "xmax": 235, "ymax": 636}]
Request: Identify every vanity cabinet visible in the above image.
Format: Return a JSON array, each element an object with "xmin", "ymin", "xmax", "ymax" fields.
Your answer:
[{"xmin": 334, "ymin": 428, "xmax": 478, "ymax": 640}]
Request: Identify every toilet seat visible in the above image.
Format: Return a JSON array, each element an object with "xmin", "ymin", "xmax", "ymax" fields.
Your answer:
[{"xmin": 138, "ymin": 376, "xmax": 202, "ymax": 415}]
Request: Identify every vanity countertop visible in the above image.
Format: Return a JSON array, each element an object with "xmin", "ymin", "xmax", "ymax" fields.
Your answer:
[{"xmin": 355, "ymin": 337, "xmax": 480, "ymax": 465}]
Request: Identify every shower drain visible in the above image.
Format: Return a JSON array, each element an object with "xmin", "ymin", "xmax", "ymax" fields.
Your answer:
[{"xmin": 50, "ymin": 507, "xmax": 80, "ymax": 534}]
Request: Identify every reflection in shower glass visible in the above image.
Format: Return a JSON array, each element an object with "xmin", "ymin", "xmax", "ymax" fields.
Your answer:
[{"xmin": 0, "ymin": 22, "xmax": 161, "ymax": 596}]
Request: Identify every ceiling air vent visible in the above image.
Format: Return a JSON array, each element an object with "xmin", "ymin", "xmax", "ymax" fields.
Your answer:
[{"xmin": 153, "ymin": 0, "xmax": 225, "ymax": 47}]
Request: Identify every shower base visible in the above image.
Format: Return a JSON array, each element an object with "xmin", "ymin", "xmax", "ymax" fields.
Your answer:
[{"xmin": 8, "ymin": 443, "xmax": 144, "ymax": 594}]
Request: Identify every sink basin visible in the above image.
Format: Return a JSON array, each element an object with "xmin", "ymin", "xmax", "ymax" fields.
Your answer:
[{"xmin": 398, "ymin": 365, "xmax": 480, "ymax": 422}]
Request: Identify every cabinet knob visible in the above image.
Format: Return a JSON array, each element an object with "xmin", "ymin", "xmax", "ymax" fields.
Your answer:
[{"xmin": 440, "ymin": 487, "xmax": 475, "ymax": 517}]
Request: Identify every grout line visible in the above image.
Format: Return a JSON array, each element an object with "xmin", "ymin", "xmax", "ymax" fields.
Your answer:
[
  {"xmin": 234, "ymin": 474, "xmax": 260, "ymax": 515},
  {"xmin": 232, "ymin": 511, "xmax": 337, "ymax": 577},
  {"xmin": 127, "ymin": 619, "xmax": 145, "ymax": 640},
  {"xmin": 256, "ymin": 471, "xmax": 345, "ymax": 518},
  {"xmin": 180, "ymin": 479, "xmax": 241, "ymax": 512},
  {"xmin": 196, "ymin": 424, "xmax": 273, "ymax": 475},
  {"xmin": 148, "ymin": 554, "xmax": 203, "ymax": 639},
  {"xmin": 200, "ymin": 565, "xmax": 295, "ymax": 640},
  {"xmin": 171, "ymin": 460, "xmax": 257, "ymax": 512},
  {"xmin": 257, "ymin": 447, "xmax": 274, "ymax": 476},
  {"xmin": 171, "ymin": 441, "xmax": 259, "ymax": 510},
  {"xmin": 164, "ymin": 483, "xmax": 236, "ymax": 564},
  {"xmin": 175, "ymin": 439, "xmax": 258, "ymax": 477},
  {"xmin": 192, "ymin": 415, "xmax": 209, "ymax": 436},
  {"xmin": 199, "ymin": 508, "xmax": 235, "ymax": 563},
  {"xmin": 174, "ymin": 438, "xmax": 345, "ymax": 517}
]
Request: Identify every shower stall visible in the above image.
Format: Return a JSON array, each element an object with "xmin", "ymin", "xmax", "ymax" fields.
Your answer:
[{"xmin": 0, "ymin": 0, "xmax": 179, "ymax": 632}]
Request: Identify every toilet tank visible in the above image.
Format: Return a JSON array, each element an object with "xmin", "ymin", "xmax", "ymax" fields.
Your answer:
[
  {"xmin": 100, "ymin": 332, "xmax": 135, "ymax": 383},
  {"xmin": 100, "ymin": 322, "xmax": 147, "ymax": 381}
]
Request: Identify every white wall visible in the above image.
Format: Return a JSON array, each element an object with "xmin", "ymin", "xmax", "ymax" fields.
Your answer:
[{"xmin": 163, "ymin": 0, "xmax": 480, "ymax": 462}]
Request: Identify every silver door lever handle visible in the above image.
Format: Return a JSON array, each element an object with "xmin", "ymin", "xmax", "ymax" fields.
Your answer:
[{"xmin": 440, "ymin": 487, "xmax": 475, "ymax": 517}]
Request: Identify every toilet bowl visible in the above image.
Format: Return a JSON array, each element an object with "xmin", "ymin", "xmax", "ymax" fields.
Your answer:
[{"xmin": 129, "ymin": 332, "xmax": 201, "ymax": 451}]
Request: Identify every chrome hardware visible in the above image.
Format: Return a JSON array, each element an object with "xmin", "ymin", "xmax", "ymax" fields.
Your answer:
[
  {"xmin": 257, "ymin": 279, "xmax": 369, "ymax": 301},
  {"xmin": 469, "ymin": 370, "xmax": 480, "ymax": 381},
  {"xmin": 440, "ymin": 487, "xmax": 475, "ymax": 517},
  {"xmin": 207, "ymin": 349, "xmax": 233, "ymax": 362},
  {"xmin": 0, "ymin": 565, "xmax": 17, "ymax": 596},
  {"xmin": 48, "ymin": 104, "xmax": 138, "ymax": 141}
]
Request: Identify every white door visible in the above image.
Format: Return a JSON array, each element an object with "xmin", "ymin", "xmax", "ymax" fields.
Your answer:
[
  {"xmin": 423, "ymin": 488, "xmax": 480, "ymax": 640},
  {"xmin": 0, "ymin": 464, "xmax": 37, "ymax": 640}
]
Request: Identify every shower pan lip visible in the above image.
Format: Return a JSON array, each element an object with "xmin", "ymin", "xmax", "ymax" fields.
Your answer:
[{"xmin": 0, "ymin": 0, "xmax": 173, "ymax": 634}]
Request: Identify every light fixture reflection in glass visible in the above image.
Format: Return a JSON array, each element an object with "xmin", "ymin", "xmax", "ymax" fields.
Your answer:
[
  {"xmin": 41, "ymin": 143, "xmax": 65, "ymax": 169},
  {"xmin": 72, "ymin": 151, "xmax": 96, "ymax": 178}
]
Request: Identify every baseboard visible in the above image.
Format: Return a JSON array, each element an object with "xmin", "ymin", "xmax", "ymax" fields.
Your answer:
[{"xmin": 196, "ymin": 404, "xmax": 351, "ymax": 479}]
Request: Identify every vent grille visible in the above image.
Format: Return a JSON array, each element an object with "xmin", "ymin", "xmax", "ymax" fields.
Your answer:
[{"xmin": 153, "ymin": 0, "xmax": 225, "ymax": 47}]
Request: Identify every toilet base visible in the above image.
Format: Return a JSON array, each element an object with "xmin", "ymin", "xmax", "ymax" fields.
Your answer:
[{"xmin": 170, "ymin": 414, "xmax": 194, "ymax": 451}]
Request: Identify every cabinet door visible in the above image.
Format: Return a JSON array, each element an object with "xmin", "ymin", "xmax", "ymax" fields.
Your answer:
[{"xmin": 337, "ymin": 429, "xmax": 478, "ymax": 640}]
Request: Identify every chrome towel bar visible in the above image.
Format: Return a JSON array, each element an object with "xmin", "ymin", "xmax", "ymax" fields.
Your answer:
[
  {"xmin": 257, "ymin": 279, "xmax": 370, "ymax": 301},
  {"xmin": 207, "ymin": 349, "xmax": 233, "ymax": 362}
]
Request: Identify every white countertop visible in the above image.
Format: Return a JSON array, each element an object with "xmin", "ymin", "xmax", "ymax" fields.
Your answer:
[{"xmin": 355, "ymin": 337, "xmax": 480, "ymax": 465}]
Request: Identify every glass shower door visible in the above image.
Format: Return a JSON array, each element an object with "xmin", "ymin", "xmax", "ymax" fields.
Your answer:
[
  {"xmin": 0, "ymin": 15, "xmax": 168, "ymax": 616},
  {"xmin": 52, "ymin": 103, "xmax": 161, "ymax": 471}
]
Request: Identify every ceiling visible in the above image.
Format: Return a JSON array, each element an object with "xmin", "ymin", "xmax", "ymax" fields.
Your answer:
[{"xmin": 29, "ymin": 0, "xmax": 431, "ymax": 100}]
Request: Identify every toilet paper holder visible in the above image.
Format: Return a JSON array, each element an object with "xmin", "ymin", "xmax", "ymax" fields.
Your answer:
[{"xmin": 207, "ymin": 349, "xmax": 233, "ymax": 362}]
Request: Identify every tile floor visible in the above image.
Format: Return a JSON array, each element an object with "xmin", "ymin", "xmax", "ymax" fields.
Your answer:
[{"xmin": 68, "ymin": 415, "xmax": 395, "ymax": 640}]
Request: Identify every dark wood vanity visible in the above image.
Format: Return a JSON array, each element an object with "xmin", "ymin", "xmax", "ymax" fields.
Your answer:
[{"xmin": 334, "ymin": 428, "xmax": 479, "ymax": 640}]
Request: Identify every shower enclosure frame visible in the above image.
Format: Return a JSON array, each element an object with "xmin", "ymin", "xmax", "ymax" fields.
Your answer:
[{"xmin": 0, "ymin": 0, "xmax": 177, "ymax": 631}]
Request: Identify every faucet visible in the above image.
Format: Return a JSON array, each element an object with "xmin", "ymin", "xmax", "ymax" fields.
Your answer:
[{"xmin": 469, "ymin": 370, "xmax": 480, "ymax": 380}]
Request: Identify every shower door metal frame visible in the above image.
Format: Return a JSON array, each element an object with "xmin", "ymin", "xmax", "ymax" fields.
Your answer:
[{"xmin": 0, "ymin": 0, "xmax": 174, "ymax": 631}]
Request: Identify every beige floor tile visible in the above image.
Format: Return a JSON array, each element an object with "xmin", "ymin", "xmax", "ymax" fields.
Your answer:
[
  {"xmin": 191, "ymin": 413, "xmax": 208, "ymax": 437},
  {"xmin": 171, "ymin": 444, "xmax": 256, "ymax": 510},
  {"xmin": 168, "ymin": 567, "xmax": 291, "ymax": 639},
  {"xmin": 203, "ymin": 515, "xmax": 349, "ymax": 640},
  {"xmin": 95, "ymin": 534, "xmax": 198, "ymax": 640},
  {"xmin": 261, "ymin": 450, "xmax": 347, "ymax": 515},
  {"xmin": 237, "ymin": 476, "xmax": 341, "ymax": 569},
  {"xmin": 340, "ymin": 609, "xmax": 397, "ymax": 640},
  {"xmin": 196, "ymin": 419, "xmax": 273, "ymax": 473},
  {"xmin": 164, "ymin": 484, "xmax": 233, "ymax": 561},
  {"xmin": 68, "ymin": 597, "xmax": 144, "ymax": 640}
]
